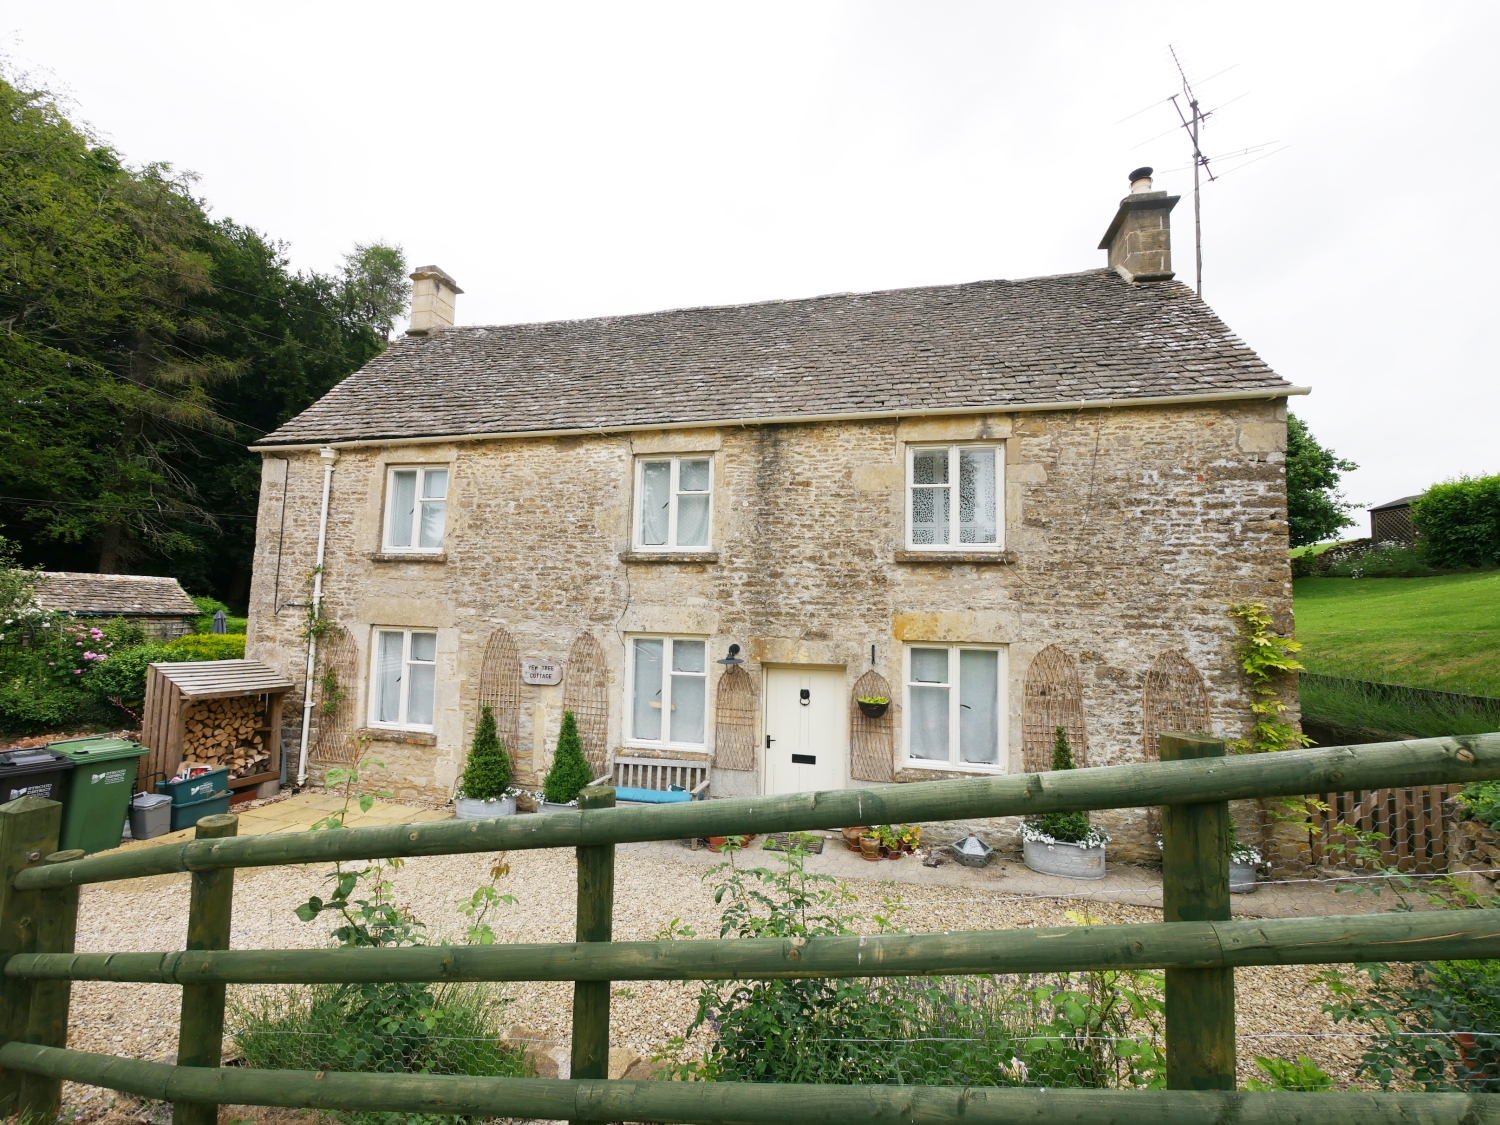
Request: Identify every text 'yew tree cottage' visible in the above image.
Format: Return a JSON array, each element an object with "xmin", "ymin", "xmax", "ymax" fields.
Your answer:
[{"xmin": 246, "ymin": 170, "xmax": 1305, "ymax": 857}]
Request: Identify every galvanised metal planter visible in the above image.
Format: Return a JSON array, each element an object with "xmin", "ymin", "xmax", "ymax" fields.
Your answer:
[
  {"xmin": 455, "ymin": 795, "xmax": 517, "ymax": 820},
  {"xmin": 1023, "ymin": 837, "xmax": 1107, "ymax": 880},
  {"xmin": 1230, "ymin": 860, "xmax": 1260, "ymax": 894}
]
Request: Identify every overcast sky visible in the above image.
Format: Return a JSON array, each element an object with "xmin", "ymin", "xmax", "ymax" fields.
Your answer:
[{"xmin": 7, "ymin": 3, "xmax": 1497, "ymax": 527}]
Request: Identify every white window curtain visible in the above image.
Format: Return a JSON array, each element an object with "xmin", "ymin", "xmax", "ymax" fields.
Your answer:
[{"xmin": 629, "ymin": 636, "xmax": 707, "ymax": 748}]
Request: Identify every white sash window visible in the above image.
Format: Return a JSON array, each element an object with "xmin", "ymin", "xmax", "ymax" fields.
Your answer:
[
  {"xmin": 371, "ymin": 629, "xmax": 438, "ymax": 731},
  {"xmin": 383, "ymin": 466, "xmax": 449, "ymax": 552},
  {"xmin": 906, "ymin": 444, "xmax": 1003, "ymax": 550},
  {"xmin": 904, "ymin": 643, "xmax": 1007, "ymax": 770},
  {"xmin": 634, "ymin": 456, "xmax": 713, "ymax": 550},
  {"xmin": 626, "ymin": 635, "xmax": 708, "ymax": 749}
]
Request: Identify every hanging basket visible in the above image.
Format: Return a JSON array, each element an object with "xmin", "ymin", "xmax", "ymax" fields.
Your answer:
[{"xmin": 857, "ymin": 699, "xmax": 890, "ymax": 719}]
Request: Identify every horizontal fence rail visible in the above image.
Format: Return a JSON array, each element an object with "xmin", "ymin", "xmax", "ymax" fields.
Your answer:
[
  {"xmin": 16, "ymin": 733, "xmax": 1499, "ymax": 891},
  {"xmin": 11, "ymin": 912, "xmax": 1500, "ymax": 985},
  {"xmin": 6, "ymin": 1044, "xmax": 1500, "ymax": 1125}
]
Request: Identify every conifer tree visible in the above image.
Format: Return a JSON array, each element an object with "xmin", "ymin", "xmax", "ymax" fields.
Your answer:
[
  {"xmin": 543, "ymin": 709, "xmax": 594, "ymax": 804},
  {"xmin": 1036, "ymin": 725, "xmax": 1090, "ymax": 843},
  {"xmin": 460, "ymin": 705, "xmax": 513, "ymax": 800}
]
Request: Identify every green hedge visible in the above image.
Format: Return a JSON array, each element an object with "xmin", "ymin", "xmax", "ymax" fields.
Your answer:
[{"xmin": 1412, "ymin": 474, "xmax": 1500, "ymax": 568}]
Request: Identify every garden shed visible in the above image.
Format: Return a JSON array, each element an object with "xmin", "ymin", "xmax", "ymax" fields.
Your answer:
[{"xmin": 140, "ymin": 660, "xmax": 294, "ymax": 799}]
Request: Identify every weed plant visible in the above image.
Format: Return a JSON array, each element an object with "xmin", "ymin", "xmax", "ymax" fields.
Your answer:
[{"xmin": 658, "ymin": 837, "xmax": 1164, "ymax": 1088}]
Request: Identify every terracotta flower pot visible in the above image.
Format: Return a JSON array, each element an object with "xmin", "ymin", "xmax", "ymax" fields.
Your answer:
[
  {"xmin": 707, "ymin": 834, "xmax": 756, "ymax": 853},
  {"xmin": 842, "ymin": 826, "xmax": 870, "ymax": 852},
  {"xmin": 859, "ymin": 835, "xmax": 881, "ymax": 861}
]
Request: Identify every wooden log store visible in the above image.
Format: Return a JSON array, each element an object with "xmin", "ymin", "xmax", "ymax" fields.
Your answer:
[{"xmin": 139, "ymin": 660, "xmax": 294, "ymax": 801}]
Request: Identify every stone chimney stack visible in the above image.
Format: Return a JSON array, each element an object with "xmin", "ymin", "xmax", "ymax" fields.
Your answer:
[
  {"xmin": 406, "ymin": 265, "xmax": 463, "ymax": 336},
  {"xmin": 1097, "ymin": 167, "xmax": 1180, "ymax": 283}
]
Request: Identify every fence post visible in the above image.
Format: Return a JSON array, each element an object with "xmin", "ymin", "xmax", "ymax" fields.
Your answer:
[
  {"xmin": 173, "ymin": 813, "xmax": 239, "ymax": 1125},
  {"xmin": 1159, "ymin": 733, "xmax": 1235, "ymax": 1091},
  {"xmin": 571, "ymin": 785, "xmax": 615, "ymax": 1122},
  {"xmin": 0, "ymin": 797, "xmax": 64, "ymax": 1120}
]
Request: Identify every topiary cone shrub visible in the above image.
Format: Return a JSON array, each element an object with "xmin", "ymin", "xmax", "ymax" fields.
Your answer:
[
  {"xmin": 542, "ymin": 709, "xmax": 594, "ymax": 805},
  {"xmin": 1032, "ymin": 725, "xmax": 1091, "ymax": 844},
  {"xmin": 460, "ymin": 705, "xmax": 513, "ymax": 800}
]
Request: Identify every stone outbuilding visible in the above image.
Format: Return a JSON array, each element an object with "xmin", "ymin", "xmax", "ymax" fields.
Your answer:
[
  {"xmin": 245, "ymin": 169, "xmax": 1306, "ymax": 859},
  {"xmin": 35, "ymin": 572, "xmax": 199, "ymax": 640}
]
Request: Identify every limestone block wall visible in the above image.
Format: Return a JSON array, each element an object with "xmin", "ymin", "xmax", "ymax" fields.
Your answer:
[{"xmin": 246, "ymin": 399, "xmax": 1294, "ymax": 856}]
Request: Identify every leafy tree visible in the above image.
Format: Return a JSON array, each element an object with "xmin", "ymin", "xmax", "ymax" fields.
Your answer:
[
  {"xmin": 0, "ymin": 71, "xmax": 406, "ymax": 604},
  {"xmin": 1412, "ymin": 474, "xmax": 1500, "ymax": 568},
  {"xmin": 542, "ymin": 710, "xmax": 594, "ymax": 804},
  {"xmin": 461, "ymin": 705, "xmax": 514, "ymax": 800},
  {"xmin": 1285, "ymin": 413, "xmax": 1358, "ymax": 547}
]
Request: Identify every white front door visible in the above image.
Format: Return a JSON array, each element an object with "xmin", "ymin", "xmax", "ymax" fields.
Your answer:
[{"xmin": 763, "ymin": 665, "xmax": 846, "ymax": 795}]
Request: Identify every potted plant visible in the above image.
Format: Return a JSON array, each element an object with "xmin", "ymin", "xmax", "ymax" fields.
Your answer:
[
  {"xmin": 539, "ymin": 710, "xmax": 594, "ymax": 812},
  {"xmin": 1230, "ymin": 840, "xmax": 1263, "ymax": 894},
  {"xmin": 1021, "ymin": 726, "xmax": 1109, "ymax": 880},
  {"xmin": 858, "ymin": 832, "xmax": 882, "ymax": 861},
  {"xmin": 455, "ymin": 706, "xmax": 520, "ymax": 819},
  {"xmin": 841, "ymin": 826, "xmax": 870, "ymax": 852},
  {"xmin": 857, "ymin": 695, "xmax": 890, "ymax": 719},
  {"xmin": 896, "ymin": 824, "xmax": 922, "ymax": 854}
]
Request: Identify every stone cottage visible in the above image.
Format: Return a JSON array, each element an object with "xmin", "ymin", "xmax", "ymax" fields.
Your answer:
[{"xmin": 245, "ymin": 170, "xmax": 1305, "ymax": 857}]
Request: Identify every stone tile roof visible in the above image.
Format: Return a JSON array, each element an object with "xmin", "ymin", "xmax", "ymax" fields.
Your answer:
[
  {"xmin": 259, "ymin": 269, "xmax": 1293, "ymax": 447},
  {"xmin": 35, "ymin": 573, "xmax": 199, "ymax": 618}
]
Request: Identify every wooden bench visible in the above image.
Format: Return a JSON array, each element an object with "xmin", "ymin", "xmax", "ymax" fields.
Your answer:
[{"xmin": 604, "ymin": 755, "xmax": 710, "ymax": 801}]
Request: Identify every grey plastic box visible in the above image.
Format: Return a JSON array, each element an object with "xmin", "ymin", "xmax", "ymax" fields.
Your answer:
[{"xmin": 129, "ymin": 793, "xmax": 173, "ymax": 841}]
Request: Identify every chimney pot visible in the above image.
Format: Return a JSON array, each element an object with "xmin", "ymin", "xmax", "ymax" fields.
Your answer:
[
  {"xmin": 407, "ymin": 265, "xmax": 463, "ymax": 336},
  {"xmin": 1098, "ymin": 169, "xmax": 1179, "ymax": 283}
]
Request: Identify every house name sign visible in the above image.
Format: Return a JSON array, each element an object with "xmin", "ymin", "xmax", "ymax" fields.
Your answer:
[{"xmin": 520, "ymin": 659, "xmax": 563, "ymax": 686}]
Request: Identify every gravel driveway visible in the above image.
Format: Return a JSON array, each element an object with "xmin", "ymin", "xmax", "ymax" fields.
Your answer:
[{"xmin": 61, "ymin": 832, "xmax": 1375, "ymax": 1117}]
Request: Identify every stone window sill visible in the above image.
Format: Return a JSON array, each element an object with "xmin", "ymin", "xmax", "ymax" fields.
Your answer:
[
  {"xmin": 356, "ymin": 727, "xmax": 437, "ymax": 747},
  {"xmin": 369, "ymin": 551, "xmax": 447, "ymax": 564},
  {"xmin": 618, "ymin": 551, "xmax": 720, "ymax": 565},
  {"xmin": 894, "ymin": 550, "xmax": 1015, "ymax": 565}
]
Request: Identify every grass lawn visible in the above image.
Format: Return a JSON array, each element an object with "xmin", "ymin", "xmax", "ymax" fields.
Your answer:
[{"xmin": 1293, "ymin": 569, "xmax": 1500, "ymax": 697}]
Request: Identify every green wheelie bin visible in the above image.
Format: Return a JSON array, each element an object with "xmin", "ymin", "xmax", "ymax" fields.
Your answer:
[{"xmin": 50, "ymin": 736, "xmax": 148, "ymax": 855}]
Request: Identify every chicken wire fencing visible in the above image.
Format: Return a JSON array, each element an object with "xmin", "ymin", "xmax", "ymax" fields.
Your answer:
[{"xmin": 157, "ymin": 973, "xmax": 1500, "ymax": 1094}]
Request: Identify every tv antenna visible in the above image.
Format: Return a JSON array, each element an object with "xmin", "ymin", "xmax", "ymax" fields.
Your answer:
[{"xmin": 1168, "ymin": 45, "xmax": 1215, "ymax": 298}]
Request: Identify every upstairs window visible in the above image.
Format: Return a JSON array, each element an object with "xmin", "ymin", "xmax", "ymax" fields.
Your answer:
[
  {"xmin": 634, "ymin": 456, "xmax": 712, "ymax": 550},
  {"xmin": 904, "ymin": 644, "xmax": 1006, "ymax": 770},
  {"xmin": 627, "ymin": 635, "xmax": 707, "ymax": 749},
  {"xmin": 372, "ymin": 628, "xmax": 437, "ymax": 731},
  {"xmin": 384, "ymin": 466, "xmax": 448, "ymax": 552},
  {"xmin": 906, "ymin": 444, "xmax": 1002, "ymax": 550}
]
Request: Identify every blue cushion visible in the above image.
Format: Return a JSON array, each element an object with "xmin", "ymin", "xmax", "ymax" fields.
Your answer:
[{"xmin": 615, "ymin": 786, "xmax": 692, "ymax": 804}]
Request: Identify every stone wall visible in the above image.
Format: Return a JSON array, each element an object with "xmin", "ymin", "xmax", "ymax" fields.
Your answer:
[{"xmin": 246, "ymin": 399, "xmax": 1294, "ymax": 858}]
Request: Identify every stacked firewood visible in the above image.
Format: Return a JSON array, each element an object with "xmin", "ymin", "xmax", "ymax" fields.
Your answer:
[{"xmin": 182, "ymin": 696, "xmax": 272, "ymax": 779}]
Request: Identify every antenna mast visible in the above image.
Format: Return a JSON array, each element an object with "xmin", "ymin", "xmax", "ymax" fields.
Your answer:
[{"xmin": 1168, "ymin": 45, "xmax": 1216, "ymax": 298}]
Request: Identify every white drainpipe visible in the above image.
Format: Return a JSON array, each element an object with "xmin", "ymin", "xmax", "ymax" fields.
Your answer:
[{"xmin": 296, "ymin": 446, "xmax": 339, "ymax": 788}]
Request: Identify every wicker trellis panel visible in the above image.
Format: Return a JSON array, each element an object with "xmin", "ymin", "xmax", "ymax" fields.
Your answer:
[
  {"xmin": 1021, "ymin": 644, "xmax": 1090, "ymax": 772},
  {"xmin": 563, "ymin": 632, "xmax": 609, "ymax": 776},
  {"xmin": 478, "ymin": 627, "xmax": 523, "ymax": 772},
  {"xmin": 311, "ymin": 624, "xmax": 360, "ymax": 765},
  {"xmin": 714, "ymin": 665, "xmax": 758, "ymax": 771},
  {"xmin": 1142, "ymin": 650, "xmax": 1212, "ymax": 762},
  {"xmin": 849, "ymin": 670, "xmax": 894, "ymax": 782}
]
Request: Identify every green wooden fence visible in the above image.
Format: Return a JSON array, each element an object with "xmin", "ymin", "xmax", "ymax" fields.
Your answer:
[{"xmin": 2, "ymin": 732, "xmax": 1499, "ymax": 1125}]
